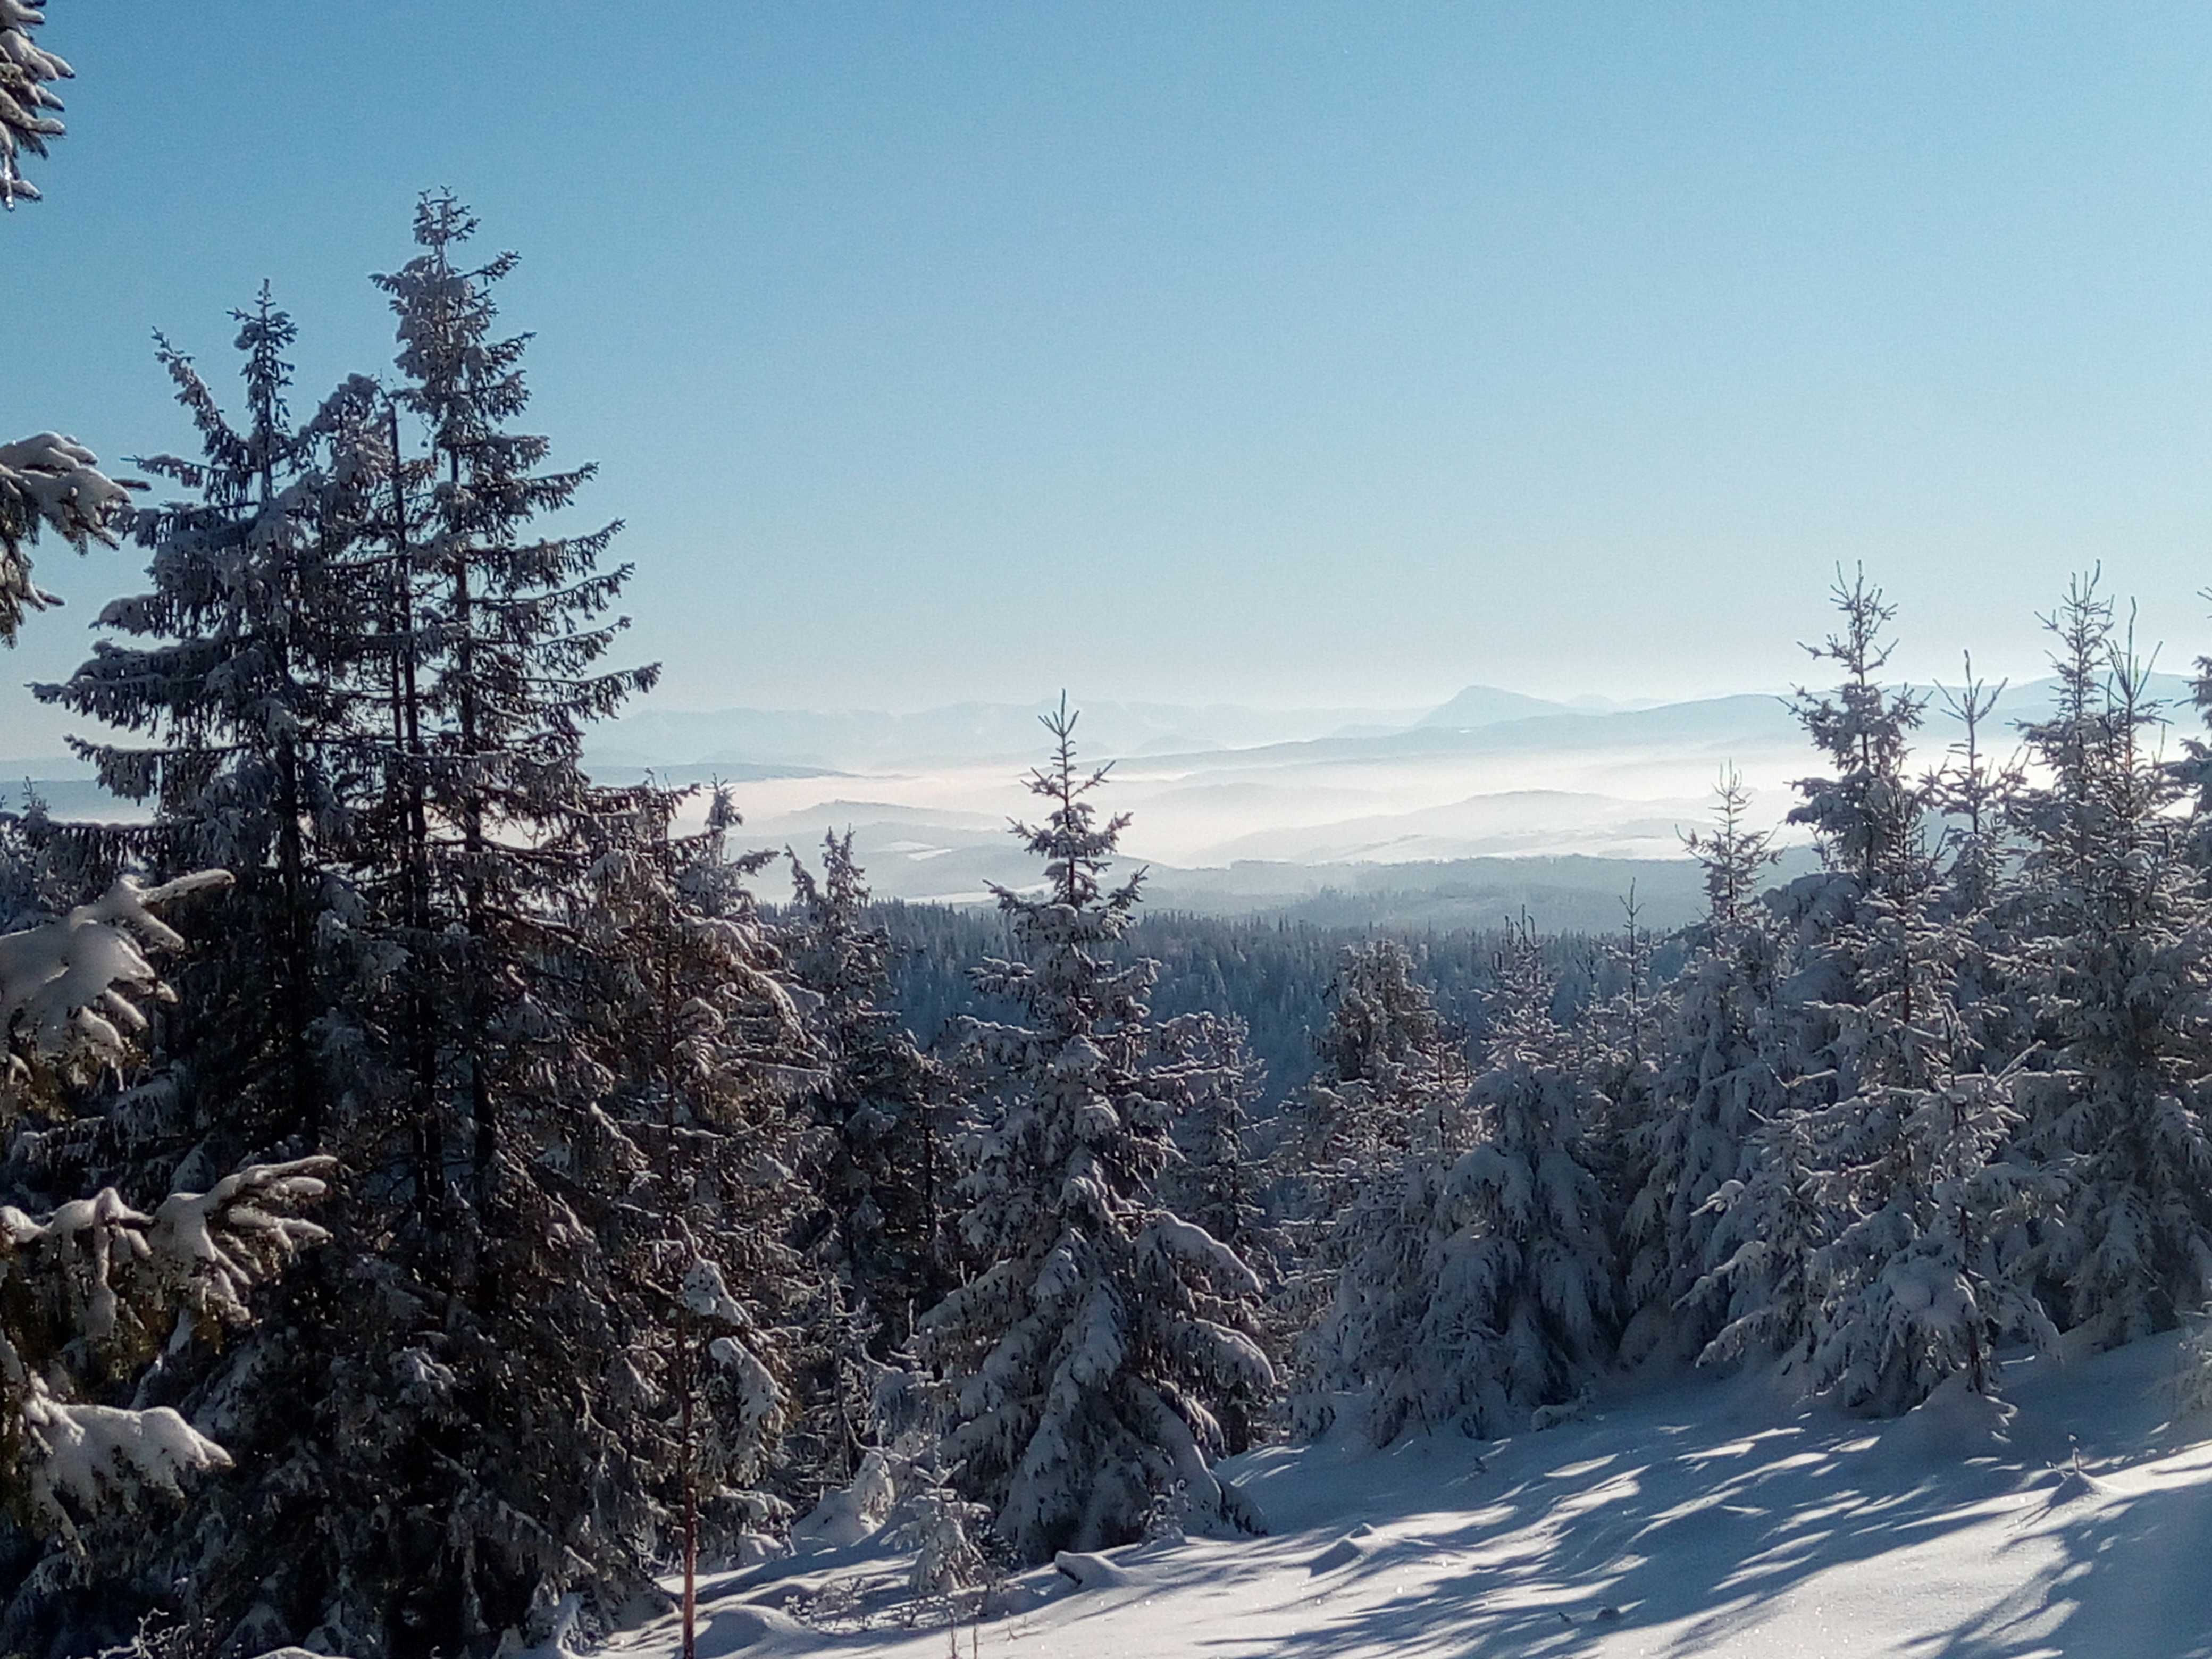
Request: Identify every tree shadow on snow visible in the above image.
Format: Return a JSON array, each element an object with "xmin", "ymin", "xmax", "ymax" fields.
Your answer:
[{"xmin": 1203, "ymin": 1385, "xmax": 2212, "ymax": 1659}]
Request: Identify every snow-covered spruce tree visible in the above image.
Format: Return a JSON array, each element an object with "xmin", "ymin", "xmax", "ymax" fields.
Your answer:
[
  {"xmin": 280, "ymin": 201, "xmax": 674, "ymax": 1648},
  {"xmin": 1701, "ymin": 581, "xmax": 2052, "ymax": 1409},
  {"xmin": 1432, "ymin": 921, "xmax": 1616, "ymax": 1431},
  {"xmin": 1693, "ymin": 1107, "xmax": 1825, "ymax": 1373},
  {"xmin": 37, "ymin": 289, "xmax": 386, "ymax": 1153},
  {"xmin": 241, "ymin": 190, "xmax": 763, "ymax": 1651},
  {"xmin": 1275, "ymin": 940, "xmax": 1468, "ymax": 1271},
  {"xmin": 1160, "ymin": 1010, "xmax": 1274, "ymax": 1451},
  {"xmin": 1164, "ymin": 1011, "xmax": 1270, "ymax": 1276},
  {"xmin": 1926, "ymin": 656, "xmax": 2022, "ymax": 923},
  {"xmin": 372, "ymin": 189, "xmax": 658, "ymax": 1216},
  {"xmin": 1619, "ymin": 768, "xmax": 1789, "ymax": 1363},
  {"xmin": 1281, "ymin": 942, "xmax": 1471, "ymax": 1442},
  {"xmin": 19, "ymin": 197, "xmax": 685, "ymax": 1659},
  {"xmin": 1577, "ymin": 887, "xmax": 1672, "ymax": 1305},
  {"xmin": 1805, "ymin": 1072, "xmax": 2056, "ymax": 1410},
  {"xmin": 1923, "ymin": 656, "xmax": 2034, "ymax": 1079},
  {"xmin": 1582, "ymin": 886, "xmax": 1665, "ymax": 1136},
  {"xmin": 1312, "ymin": 937, "xmax": 1454, "ymax": 1096},
  {"xmin": 2014, "ymin": 575, "xmax": 2212, "ymax": 1344},
  {"xmin": 787, "ymin": 829, "xmax": 961, "ymax": 1359},
  {"xmin": 1, "ymin": 317, "xmax": 395, "ymax": 1653},
  {"xmin": 566, "ymin": 785, "xmax": 826, "ymax": 1611},
  {"xmin": 1287, "ymin": 1145, "xmax": 1459, "ymax": 1445},
  {"xmin": 0, "ymin": 19, "xmax": 345, "ymax": 1647},
  {"xmin": 1794, "ymin": 834, "xmax": 2052, "ymax": 1412},
  {"xmin": 889, "ymin": 1456, "xmax": 993, "ymax": 1604},
  {"xmin": 17, "ymin": 372, "xmax": 510, "ymax": 1659},
  {"xmin": 1692, "ymin": 574, "xmax": 1917, "ymax": 1377},
  {"xmin": 915, "ymin": 701, "xmax": 1271, "ymax": 1561},
  {"xmin": 1786, "ymin": 565, "xmax": 1928, "ymax": 898},
  {"xmin": 1297, "ymin": 923, "xmax": 1615, "ymax": 1445},
  {"xmin": 1696, "ymin": 572, "xmax": 1930, "ymax": 1369},
  {"xmin": 147, "ymin": 780, "xmax": 816, "ymax": 1659},
  {"xmin": 0, "ymin": 236, "xmax": 332, "ymax": 1640},
  {"xmin": 0, "ymin": 430, "xmax": 137, "ymax": 647}
]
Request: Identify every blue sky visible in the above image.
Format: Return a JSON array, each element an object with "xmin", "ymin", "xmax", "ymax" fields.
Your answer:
[{"xmin": 8, "ymin": 2, "xmax": 2212, "ymax": 751}]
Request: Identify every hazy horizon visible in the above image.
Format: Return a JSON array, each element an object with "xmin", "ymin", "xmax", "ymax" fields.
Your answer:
[{"xmin": 12, "ymin": 5, "xmax": 2212, "ymax": 756}]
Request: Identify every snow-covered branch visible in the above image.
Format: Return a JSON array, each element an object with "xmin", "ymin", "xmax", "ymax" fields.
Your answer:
[
  {"xmin": 0, "ymin": 0, "xmax": 69, "ymax": 207},
  {"xmin": 1, "ymin": 1156, "xmax": 336, "ymax": 1537},
  {"xmin": 0, "ymin": 432, "xmax": 140, "ymax": 644},
  {"xmin": 0, "ymin": 870, "xmax": 232, "ymax": 1086}
]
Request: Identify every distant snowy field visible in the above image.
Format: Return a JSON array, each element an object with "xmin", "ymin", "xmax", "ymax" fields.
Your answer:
[{"xmin": 600, "ymin": 1333, "xmax": 2212, "ymax": 1659}]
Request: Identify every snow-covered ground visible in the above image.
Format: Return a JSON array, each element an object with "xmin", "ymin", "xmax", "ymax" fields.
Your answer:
[{"xmin": 604, "ymin": 1333, "xmax": 2212, "ymax": 1659}]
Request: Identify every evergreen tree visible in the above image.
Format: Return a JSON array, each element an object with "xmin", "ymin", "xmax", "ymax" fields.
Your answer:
[
  {"xmin": 1801, "ymin": 1065, "xmax": 2053, "ymax": 1409},
  {"xmin": 1924, "ymin": 656, "xmax": 2033, "ymax": 1080},
  {"xmin": 2014, "ymin": 575, "xmax": 2212, "ymax": 1343},
  {"xmin": 568, "ymin": 784, "xmax": 823, "ymax": 1618},
  {"xmin": 1695, "ymin": 1109, "xmax": 1826, "ymax": 1371},
  {"xmin": 1926, "ymin": 656, "xmax": 2022, "ymax": 922},
  {"xmin": 1584, "ymin": 886, "xmax": 1664, "ymax": 1126},
  {"xmin": 38, "ymin": 289, "xmax": 383, "ymax": 1151},
  {"xmin": 1792, "ymin": 837, "xmax": 2050, "ymax": 1410},
  {"xmin": 916, "ymin": 702, "xmax": 1270, "ymax": 1561},
  {"xmin": 1297, "ymin": 924, "xmax": 1615, "ymax": 1444},
  {"xmin": 1621, "ymin": 769, "xmax": 1789, "ymax": 1362},
  {"xmin": 1703, "ymin": 581, "xmax": 2055, "ymax": 1407},
  {"xmin": 1695, "ymin": 571, "xmax": 1935, "ymax": 1379},
  {"xmin": 1288, "ymin": 1144, "xmax": 1460, "ymax": 1445},
  {"xmin": 1432, "ymin": 923, "xmax": 1616, "ymax": 1430},
  {"xmin": 0, "ymin": 856, "xmax": 334, "ymax": 1551},
  {"xmin": 0, "ymin": 431, "xmax": 137, "ymax": 644},
  {"xmin": 1166, "ymin": 1011, "xmax": 1270, "ymax": 1272},
  {"xmin": 1577, "ymin": 888, "xmax": 1668, "ymax": 1318},
  {"xmin": 1277, "ymin": 940, "xmax": 1469, "ymax": 1256},
  {"xmin": 2, "ymin": 1, "xmax": 139, "ymax": 640},
  {"xmin": 370, "ymin": 189, "xmax": 658, "ymax": 1215},
  {"xmin": 8, "ymin": 198, "xmax": 708, "ymax": 1659},
  {"xmin": 1161, "ymin": 1010, "xmax": 1273, "ymax": 1451},
  {"xmin": 1283, "ymin": 940, "xmax": 1472, "ymax": 1444},
  {"xmin": 1787, "ymin": 566, "xmax": 1928, "ymax": 894},
  {"xmin": 787, "ymin": 829, "xmax": 960, "ymax": 1356}
]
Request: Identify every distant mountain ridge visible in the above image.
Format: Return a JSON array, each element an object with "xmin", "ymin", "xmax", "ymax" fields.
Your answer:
[
  {"xmin": 585, "ymin": 682, "xmax": 1755, "ymax": 772},
  {"xmin": 586, "ymin": 698, "xmax": 1439, "ymax": 770},
  {"xmin": 1416, "ymin": 686, "xmax": 1576, "ymax": 727},
  {"xmin": 10, "ymin": 673, "xmax": 2207, "ymax": 934},
  {"xmin": 18, "ymin": 674, "xmax": 2208, "ymax": 783}
]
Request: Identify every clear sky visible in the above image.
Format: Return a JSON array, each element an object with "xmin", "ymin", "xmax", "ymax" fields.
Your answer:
[{"xmin": 8, "ymin": 2, "xmax": 2212, "ymax": 753}]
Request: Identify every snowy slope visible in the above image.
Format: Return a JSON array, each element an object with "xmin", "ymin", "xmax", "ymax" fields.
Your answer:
[{"xmin": 598, "ymin": 1333, "xmax": 2212, "ymax": 1659}]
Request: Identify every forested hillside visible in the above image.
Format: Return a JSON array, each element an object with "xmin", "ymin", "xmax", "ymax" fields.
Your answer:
[
  {"xmin": 11, "ymin": 9, "xmax": 2212, "ymax": 1659},
  {"xmin": 872, "ymin": 903, "xmax": 1686, "ymax": 1098},
  {"xmin": 8, "ymin": 165, "xmax": 2212, "ymax": 1659}
]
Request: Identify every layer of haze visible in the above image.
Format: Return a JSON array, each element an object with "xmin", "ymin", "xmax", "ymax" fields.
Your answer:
[{"xmin": 9, "ymin": 3, "xmax": 2212, "ymax": 759}]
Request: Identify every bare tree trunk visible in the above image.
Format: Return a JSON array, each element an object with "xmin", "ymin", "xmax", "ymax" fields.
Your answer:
[
  {"xmin": 680, "ymin": 1313, "xmax": 699, "ymax": 1659},
  {"xmin": 389, "ymin": 400, "xmax": 442, "ymax": 1224}
]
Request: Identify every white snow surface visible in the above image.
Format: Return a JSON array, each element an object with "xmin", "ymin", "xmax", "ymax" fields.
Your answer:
[{"xmin": 593, "ymin": 1333, "xmax": 2212, "ymax": 1659}]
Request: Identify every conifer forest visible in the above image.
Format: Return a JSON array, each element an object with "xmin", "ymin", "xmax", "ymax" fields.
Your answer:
[{"xmin": 11, "ymin": 7, "xmax": 2212, "ymax": 1658}]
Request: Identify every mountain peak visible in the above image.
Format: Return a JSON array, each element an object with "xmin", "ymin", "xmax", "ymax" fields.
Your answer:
[{"xmin": 1416, "ymin": 685, "xmax": 1574, "ymax": 729}]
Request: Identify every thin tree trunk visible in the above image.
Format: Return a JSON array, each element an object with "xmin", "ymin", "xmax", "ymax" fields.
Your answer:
[
  {"xmin": 389, "ymin": 400, "xmax": 441, "ymax": 1223},
  {"xmin": 680, "ymin": 1312, "xmax": 699, "ymax": 1659},
  {"xmin": 277, "ymin": 733, "xmax": 316, "ymax": 1142},
  {"xmin": 447, "ymin": 448, "xmax": 496, "ymax": 1204}
]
